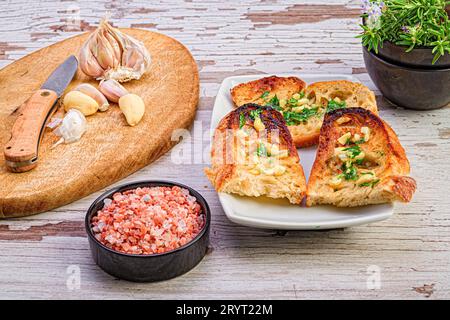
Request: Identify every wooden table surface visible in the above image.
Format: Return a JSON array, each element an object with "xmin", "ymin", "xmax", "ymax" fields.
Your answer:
[{"xmin": 0, "ymin": 0, "xmax": 449, "ymax": 300}]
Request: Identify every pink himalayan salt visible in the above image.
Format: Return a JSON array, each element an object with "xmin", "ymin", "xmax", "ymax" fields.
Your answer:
[{"xmin": 91, "ymin": 186, "xmax": 204, "ymax": 255}]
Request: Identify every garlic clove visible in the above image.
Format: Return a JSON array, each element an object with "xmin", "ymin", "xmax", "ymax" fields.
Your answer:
[
  {"xmin": 63, "ymin": 90, "xmax": 99, "ymax": 116},
  {"xmin": 103, "ymin": 30, "xmax": 122, "ymax": 64},
  {"xmin": 98, "ymin": 79, "xmax": 129, "ymax": 103},
  {"xmin": 79, "ymin": 36, "xmax": 104, "ymax": 78},
  {"xmin": 123, "ymin": 46, "xmax": 142, "ymax": 70},
  {"xmin": 95, "ymin": 32, "xmax": 117, "ymax": 70},
  {"xmin": 119, "ymin": 93, "xmax": 145, "ymax": 126},
  {"xmin": 74, "ymin": 83, "xmax": 110, "ymax": 112},
  {"xmin": 78, "ymin": 19, "xmax": 151, "ymax": 82}
]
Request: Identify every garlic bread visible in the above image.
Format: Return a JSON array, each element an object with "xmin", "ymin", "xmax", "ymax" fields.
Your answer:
[
  {"xmin": 230, "ymin": 76, "xmax": 307, "ymax": 108},
  {"xmin": 230, "ymin": 77, "xmax": 378, "ymax": 148},
  {"xmin": 306, "ymin": 108, "xmax": 416, "ymax": 207},
  {"xmin": 205, "ymin": 104, "xmax": 306, "ymax": 204}
]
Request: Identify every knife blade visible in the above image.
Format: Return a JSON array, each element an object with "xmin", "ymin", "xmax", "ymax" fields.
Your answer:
[{"xmin": 4, "ymin": 55, "xmax": 78, "ymax": 173}]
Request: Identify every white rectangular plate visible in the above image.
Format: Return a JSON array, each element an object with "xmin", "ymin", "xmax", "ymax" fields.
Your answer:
[{"xmin": 211, "ymin": 73, "xmax": 393, "ymax": 230}]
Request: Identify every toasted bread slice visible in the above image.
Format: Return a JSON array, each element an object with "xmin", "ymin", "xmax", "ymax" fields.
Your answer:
[
  {"xmin": 230, "ymin": 76, "xmax": 307, "ymax": 108},
  {"xmin": 205, "ymin": 104, "xmax": 306, "ymax": 204},
  {"xmin": 230, "ymin": 77, "xmax": 378, "ymax": 148},
  {"xmin": 306, "ymin": 108, "xmax": 416, "ymax": 207}
]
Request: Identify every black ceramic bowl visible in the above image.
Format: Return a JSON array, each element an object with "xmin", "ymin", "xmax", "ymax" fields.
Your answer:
[
  {"xmin": 85, "ymin": 180, "xmax": 210, "ymax": 282},
  {"xmin": 376, "ymin": 41, "xmax": 450, "ymax": 69},
  {"xmin": 363, "ymin": 46, "xmax": 450, "ymax": 110}
]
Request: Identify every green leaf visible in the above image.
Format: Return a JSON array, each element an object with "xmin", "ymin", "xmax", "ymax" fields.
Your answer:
[
  {"xmin": 342, "ymin": 163, "xmax": 358, "ymax": 181},
  {"xmin": 265, "ymin": 95, "xmax": 280, "ymax": 110},
  {"xmin": 260, "ymin": 91, "xmax": 270, "ymax": 99},
  {"xmin": 288, "ymin": 97, "xmax": 298, "ymax": 106},
  {"xmin": 359, "ymin": 179, "xmax": 380, "ymax": 188},
  {"xmin": 343, "ymin": 145, "xmax": 362, "ymax": 158},
  {"xmin": 239, "ymin": 113, "xmax": 245, "ymax": 129},
  {"xmin": 249, "ymin": 109, "xmax": 263, "ymax": 120},
  {"xmin": 326, "ymin": 99, "xmax": 347, "ymax": 113},
  {"xmin": 256, "ymin": 142, "xmax": 267, "ymax": 157},
  {"xmin": 432, "ymin": 52, "xmax": 441, "ymax": 64},
  {"xmin": 283, "ymin": 107, "xmax": 319, "ymax": 126}
]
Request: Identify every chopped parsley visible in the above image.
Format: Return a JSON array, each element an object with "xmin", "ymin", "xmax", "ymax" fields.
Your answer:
[
  {"xmin": 327, "ymin": 99, "xmax": 346, "ymax": 113},
  {"xmin": 343, "ymin": 145, "xmax": 362, "ymax": 159},
  {"xmin": 265, "ymin": 95, "xmax": 280, "ymax": 110},
  {"xmin": 256, "ymin": 142, "xmax": 267, "ymax": 157},
  {"xmin": 286, "ymin": 92, "xmax": 306, "ymax": 108},
  {"xmin": 341, "ymin": 162, "xmax": 358, "ymax": 181},
  {"xmin": 283, "ymin": 107, "xmax": 319, "ymax": 126},
  {"xmin": 249, "ymin": 109, "xmax": 263, "ymax": 120},
  {"xmin": 359, "ymin": 179, "xmax": 380, "ymax": 188},
  {"xmin": 239, "ymin": 113, "xmax": 246, "ymax": 129},
  {"xmin": 288, "ymin": 97, "xmax": 298, "ymax": 106},
  {"xmin": 259, "ymin": 91, "xmax": 281, "ymax": 110},
  {"xmin": 260, "ymin": 91, "xmax": 270, "ymax": 99}
]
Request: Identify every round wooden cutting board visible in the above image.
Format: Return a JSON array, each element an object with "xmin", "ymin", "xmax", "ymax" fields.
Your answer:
[{"xmin": 0, "ymin": 29, "xmax": 199, "ymax": 218}]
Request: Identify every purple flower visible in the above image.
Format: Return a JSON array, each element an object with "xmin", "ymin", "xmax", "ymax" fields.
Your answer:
[
  {"xmin": 362, "ymin": 0, "xmax": 383, "ymax": 29},
  {"xmin": 361, "ymin": 0, "xmax": 384, "ymax": 16},
  {"xmin": 401, "ymin": 26, "xmax": 410, "ymax": 33},
  {"xmin": 361, "ymin": 0, "xmax": 371, "ymax": 12}
]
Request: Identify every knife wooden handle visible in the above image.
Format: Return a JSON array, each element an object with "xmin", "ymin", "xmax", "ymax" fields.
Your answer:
[{"xmin": 4, "ymin": 89, "xmax": 58, "ymax": 173}]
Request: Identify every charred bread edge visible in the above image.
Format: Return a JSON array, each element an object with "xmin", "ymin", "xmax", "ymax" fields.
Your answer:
[{"xmin": 307, "ymin": 107, "xmax": 416, "ymax": 204}]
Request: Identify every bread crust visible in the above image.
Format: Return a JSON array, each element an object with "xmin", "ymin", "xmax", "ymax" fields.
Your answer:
[
  {"xmin": 306, "ymin": 108, "xmax": 416, "ymax": 207},
  {"xmin": 230, "ymin": 77, "xmax": 378, "ymax": 148},
  {"xmin": 230, "ymin": 76, "xmax": 307, "ymax": 107},
  {"xmin": 205, "ymin": 104, "xmax": 306, "ymax": 204}
]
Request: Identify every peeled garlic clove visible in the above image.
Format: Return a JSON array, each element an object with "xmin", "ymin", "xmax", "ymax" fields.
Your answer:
[
  {"xmin": 99, "ymin": 79, "xmax": 129, "ymax": 103},
  {"xmin": 63, "ymin": 90, "xmax": 99, "ymax": 116},
  {"xmin": 74, "ymin": 83, "xmax": 109, "ymax": 112},
  {"xmin": 79, "ymin": 19, "xmax": 151, "ymax": 82},
  {"xmin": 119, "ymin": 93, "xmax": 145, "ymax": 126},
  {"xmin": 53, "ymin": 109, "xmax": 87, "ymax": 147}
]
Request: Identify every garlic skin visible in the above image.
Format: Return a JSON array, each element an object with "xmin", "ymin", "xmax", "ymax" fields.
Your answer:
[
  {"xmin": 79, "ymin": 20, "xmax": 151, "ymax": 83},
  {"xmin": 53, "ymin": 109, "xmax": 87, "ymax": 148},
  {"xmin": 74, "ymin": 83, "xmax": 109, "ymax": 111},
  {"xmin": 99, "ymin": 79, "xmax": 129, "ymax": 103}
]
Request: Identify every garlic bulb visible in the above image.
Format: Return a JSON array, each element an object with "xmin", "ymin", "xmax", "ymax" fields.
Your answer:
[
  {"xmin": 79, "ymin": 19, "xmax": 151, "ymax": 82},
  {"xmin": 52, "ymin": 109, "xmax": 87, "ymax": 148}
]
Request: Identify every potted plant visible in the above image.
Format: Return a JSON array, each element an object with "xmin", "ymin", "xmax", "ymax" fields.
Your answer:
[{"xmin": 358, "ymin": 0, "xmax": 450, "ymax": 110}]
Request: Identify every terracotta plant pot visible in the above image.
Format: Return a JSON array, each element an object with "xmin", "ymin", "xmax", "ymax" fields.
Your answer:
[{"xmin": 363, "ymin": 46, "xmax": 450, "ymax": 110}]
